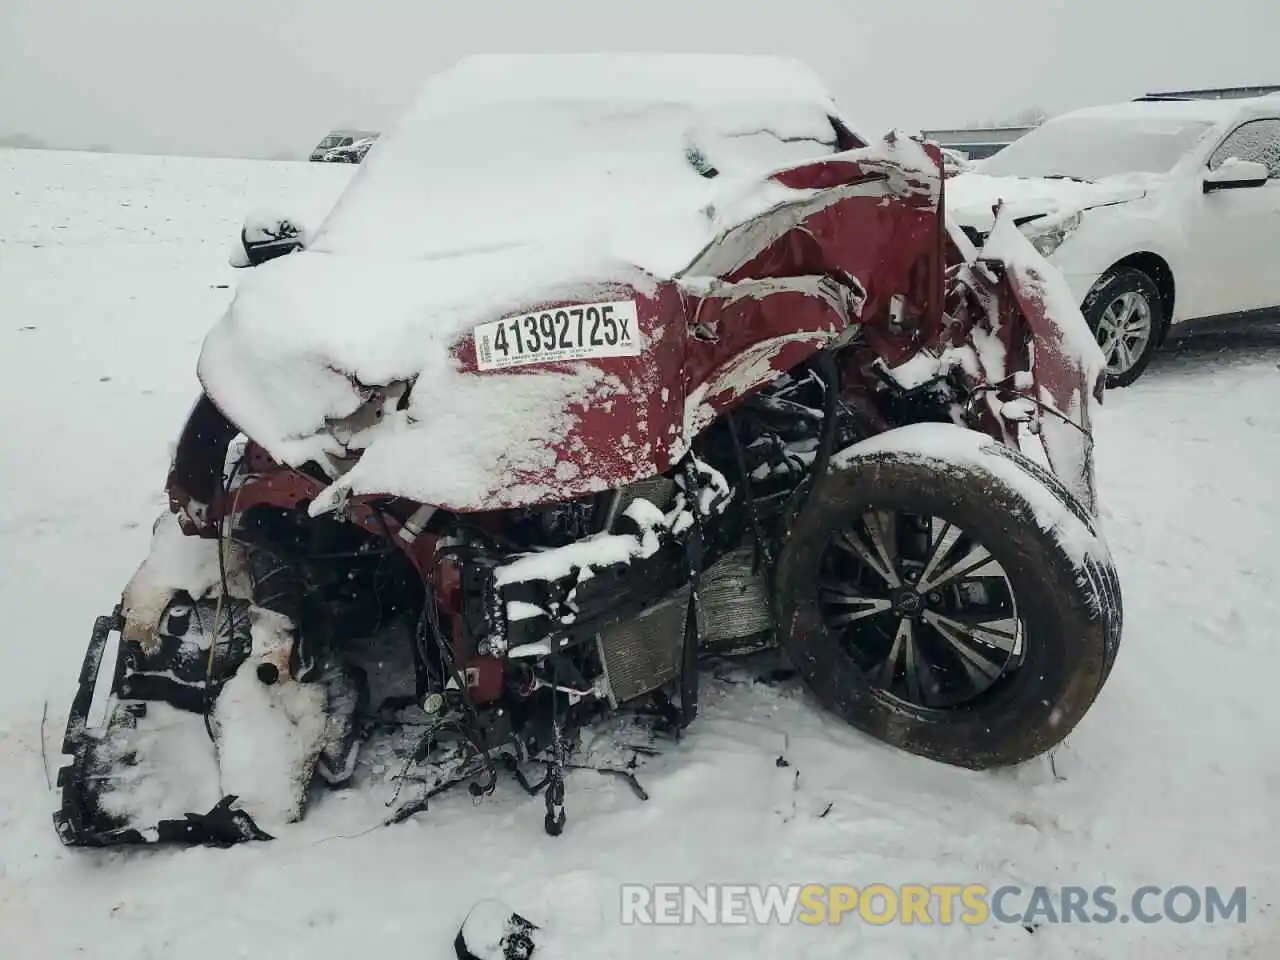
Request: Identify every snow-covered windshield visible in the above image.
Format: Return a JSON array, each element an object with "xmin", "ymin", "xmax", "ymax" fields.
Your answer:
[
  {"xmin": 980, "ymin": 116, "xmax": 1214, "ymax": 180},
  {"xmin": 310, "ymin": 55, "xmax": 848, "ymax": 265}
]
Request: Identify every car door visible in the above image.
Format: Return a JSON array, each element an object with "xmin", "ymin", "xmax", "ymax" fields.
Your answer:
[{"xmin": 1186, "ymin": 117, "xmax": 1280, "ymax": 316}]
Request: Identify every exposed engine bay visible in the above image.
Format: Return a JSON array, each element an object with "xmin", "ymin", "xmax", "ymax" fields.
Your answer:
[{"xmin": 58, "ymin": 358, "xmax": 890, "ymax": 842}]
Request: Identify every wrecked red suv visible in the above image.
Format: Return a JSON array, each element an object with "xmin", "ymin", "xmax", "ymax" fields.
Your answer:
[{"xmin": 55, "ymin": 54, "xmax": 1121, "ymax": 848}]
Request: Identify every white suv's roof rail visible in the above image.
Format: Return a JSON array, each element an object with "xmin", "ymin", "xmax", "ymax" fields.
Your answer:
[{"xmin": 1135, "ymin": 85, "xmax": 1280, "ymax": 101}]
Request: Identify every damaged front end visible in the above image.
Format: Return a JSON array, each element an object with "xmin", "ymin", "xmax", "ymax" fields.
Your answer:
[
  {"xmin": 54, "ymin": 414, "xmax": 751, "ymax": 845},
  {"xmin": 869, "ymin": 203, "xmax": 1106, "ymax": 516},
  {"xmin": 55, "ymin": 496, "xmax": 373, "ymax": 845},
  {"xmin": 54, "ymin": 61, "xmax": 1114, "ymax": 849}
]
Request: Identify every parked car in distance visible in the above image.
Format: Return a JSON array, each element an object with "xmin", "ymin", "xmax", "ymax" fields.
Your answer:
[
  {"xmin": 947, "ymin": 96, "xmax": 1280, "ymax": 386},
  {"xmin": 309, "ymin": 129, "xmax": 380, "ymax": 163}
]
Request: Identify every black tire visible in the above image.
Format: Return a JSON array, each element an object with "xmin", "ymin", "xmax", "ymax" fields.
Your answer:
[
  {"xmin": 1081, "ymin": 267, "xmax": 1165, "ymax": 388},
  {"xmin": 774, "ymin": 425, "xmax": 1122, "ymax": 769}
]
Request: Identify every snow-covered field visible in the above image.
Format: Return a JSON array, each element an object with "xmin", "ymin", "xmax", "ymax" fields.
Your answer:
[{"xmin": 1, "ymin": 147, "xmax": 1277, "ymax": 958}]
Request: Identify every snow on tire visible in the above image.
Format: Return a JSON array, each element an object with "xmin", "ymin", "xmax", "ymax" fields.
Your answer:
[{"xmin": 774, "ymin": 423, "xmax": 1122, "ymax": 769}]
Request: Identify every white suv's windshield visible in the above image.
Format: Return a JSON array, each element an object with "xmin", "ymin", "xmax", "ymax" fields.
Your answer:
[{"xmin": 980, "ymin": 115, "xmax": 1214, "ymax": 180}]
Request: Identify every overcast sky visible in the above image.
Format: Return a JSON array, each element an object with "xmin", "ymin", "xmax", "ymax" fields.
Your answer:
[{"xmin": 2, "ymin": 0, "xmax": 1277, "ymax": 158}]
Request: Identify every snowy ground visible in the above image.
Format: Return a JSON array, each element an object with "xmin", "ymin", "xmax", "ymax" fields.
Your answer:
[{"xmin": 1, "ymin": 148, "xmax": 1277, "ymax": 958}]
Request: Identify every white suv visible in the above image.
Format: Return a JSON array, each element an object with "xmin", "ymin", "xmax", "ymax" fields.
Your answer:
[{"xmin": 947, "ymin": 96, "xmax": 1280, "ymax": 386}]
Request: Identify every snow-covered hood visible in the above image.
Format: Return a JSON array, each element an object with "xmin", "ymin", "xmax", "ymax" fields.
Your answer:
[
  {"xmin": 195, "ymin": 54, "xmax": 857, "ymax": 512},
  {"xmin": 946, "ymin": 172, "xmax": 1152, "ymax": 232}
]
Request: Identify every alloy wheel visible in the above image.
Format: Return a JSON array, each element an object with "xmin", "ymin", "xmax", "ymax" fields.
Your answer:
[
  {"xmin": 817, "ymin": 510, "xmax": 1023, "ymax": 710},
  {"xmin": 1094, "ymin": 291, "xmax": 1153, "ymax": 377}
]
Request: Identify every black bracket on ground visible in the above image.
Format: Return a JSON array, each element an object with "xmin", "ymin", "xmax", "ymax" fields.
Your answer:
[
  {"xmin": 54, "ymin": 607, "xmax": 273, "ymax": 849},
  {"xmin": 54, "ymin": 607, "xmax": 122, "ymax": 846}
]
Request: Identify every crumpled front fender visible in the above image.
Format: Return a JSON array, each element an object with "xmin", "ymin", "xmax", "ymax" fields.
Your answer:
[{"xmin": 979, "ymin": 207, "xmax": 1107, "ymax": 514}]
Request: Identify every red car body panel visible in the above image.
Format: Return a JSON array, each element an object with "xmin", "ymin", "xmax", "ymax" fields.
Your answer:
[{"xmin": 169, "ymin": 134, "xmax": 1101, "ymax": 543}]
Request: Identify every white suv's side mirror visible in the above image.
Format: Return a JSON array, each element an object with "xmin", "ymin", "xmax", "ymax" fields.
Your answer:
[
  {"xmin": 1203, "ymin": 158, "xmax": 1270, "ymax": 193},
  {"xmin": 228, "ymin": 214, "xmax": 307, "ymax": 268}
]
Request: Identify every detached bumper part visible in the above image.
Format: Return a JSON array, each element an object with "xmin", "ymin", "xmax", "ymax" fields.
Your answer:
[{"xmin": 53, "ymin": 608, "xmax": 272, "ymax": 848}]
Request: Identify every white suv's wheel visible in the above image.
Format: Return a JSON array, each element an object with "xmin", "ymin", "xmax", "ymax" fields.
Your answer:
[{"xmin": 1082, "ymin": 267, "xmax": 1165, "ymax": 388}]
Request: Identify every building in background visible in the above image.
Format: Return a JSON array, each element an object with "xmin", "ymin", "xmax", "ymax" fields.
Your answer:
[{"xmin": 918, "ymin": 124, "xmax": 1035, "ymax": 161}]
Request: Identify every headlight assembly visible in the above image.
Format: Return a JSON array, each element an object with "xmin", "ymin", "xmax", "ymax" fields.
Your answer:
[{"xmin": 1025, "ymin": 210, "xmax": 1083, "ymax": 257}]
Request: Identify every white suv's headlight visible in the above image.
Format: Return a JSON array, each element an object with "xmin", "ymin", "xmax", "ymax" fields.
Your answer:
[{"xmin": 1024, "ymin": 210, "xmax": 1083, "ymax": 257}]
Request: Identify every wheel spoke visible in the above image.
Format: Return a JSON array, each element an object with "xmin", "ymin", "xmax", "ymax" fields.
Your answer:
[
  {"xmin": 1098, "ymin": 301, "xmax": 1121, "ymax": 334},
  {"xmin": 916, "ymin": 542, "xmax": 995, "ymax": 593},
  {"xmin": 819, "ymin": 582, "xmax": 893, "ymax": 625},
  {"xmin": 1100, "ymin": 333, "xmax": 1122, "ymax": 366},
  {"xmin": 1116, "ymin": 336, "xmax": 1133, "ymax": 371},
  {"xmin": 862, "ymin": 512, "xmax": 901, "ymax": 587},
  {"xmin": 828, "ymin": 604, "xmax": 893, "ymax": 626},
  {"xmin": 1116, "ymin": 292, "xmax": 1138, "ymax": 327},
  {"xmin": 923, "ymin": 610, "xmax": 1006, "ymax": 680},
  {"xmin": 919, "ymin": 519, "xmax": 962, "ymax": 588},
  {"xmin": 875, "ymin": 617, "xmax": 911, "ymax": 688},
  {"xmin": 901, "ymin": 619, "xmax": 924, "ymax": 704},
  {"xmin": 833, "ymin": 521, "xmax": 900, "ymax": 588},
  {"xmin": 923, "ymin": 610, "xmax": 1020, "ymax": 653}
]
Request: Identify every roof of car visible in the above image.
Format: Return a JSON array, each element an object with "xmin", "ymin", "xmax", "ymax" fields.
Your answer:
[
  {"xmin": 404, "ymin": 54, "xmax": 837, "ymax": 109},
  {"xmin": 1058, "ymin": 97, "xmax": 1278, "ymax": 125}
]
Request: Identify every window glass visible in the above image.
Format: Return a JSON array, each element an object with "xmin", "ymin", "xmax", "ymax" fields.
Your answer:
[{"xmin": 1209, "ymin": 119, "xmax": 1280, "ymax": 177}]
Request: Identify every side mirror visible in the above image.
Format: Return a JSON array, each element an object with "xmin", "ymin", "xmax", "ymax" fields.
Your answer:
[
  {"xmin": 1203, "ymin": 158, "xmax": 1270, "ymax": 193},
  {"xmin": 229, "ymin": 215, "xmax": 306, "ymax": 268}
]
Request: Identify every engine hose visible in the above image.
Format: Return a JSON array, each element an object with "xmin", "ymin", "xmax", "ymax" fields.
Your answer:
[
  {"xmin": 726, "ymin": 410, "xmax": 770, "ymax": 574},
  {"xmin": 782, "ymin": 350, "xmax": 840, "ymax": 534}
]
